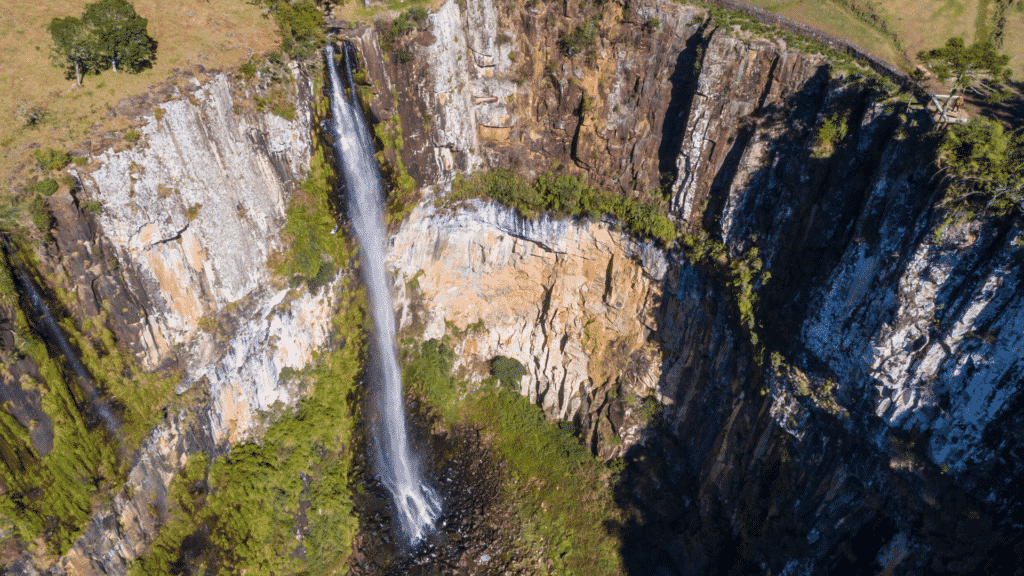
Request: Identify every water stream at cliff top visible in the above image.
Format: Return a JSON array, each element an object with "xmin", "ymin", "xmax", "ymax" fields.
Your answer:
[{"xmin": 325, "ymin": 42, "xmax": 440, "ymax": 544}]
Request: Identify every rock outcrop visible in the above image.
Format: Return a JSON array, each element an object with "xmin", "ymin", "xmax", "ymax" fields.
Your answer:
[
  {"xmin": 389, "ymin": 200, "xmax": 666, "ymax": 455},
  {"xmin": 351, "ymin": 0, "xmax": 1023, "ymax": 572},
  {"xmin": 1, "ymin": 66, "xmax": 346, "ymax": 574}
]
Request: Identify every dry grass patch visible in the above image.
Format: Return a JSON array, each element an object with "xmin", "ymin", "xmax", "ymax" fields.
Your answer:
[
  {"xmin": 327, "ymin": 0, "xmax": 445, "ymax": 27},
  {"xmin": 997, "ymin": 8, "xmax": 1024, "ymax": 76},
  {"xmin": 0, "ymin": 0, "xmax": 280, "ymax": 196},
  {"xmin": 750, "ymin": 0, "xmax": 1024, "ymax": 79},
  {"xmin": 756, "ymin": 0, "xmax": 903, "ymax": 64}
]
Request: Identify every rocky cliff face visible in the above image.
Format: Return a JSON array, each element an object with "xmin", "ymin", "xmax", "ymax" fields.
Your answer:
[
  {"xmin": 389, "ymin": 200, "xmax": 667, "ymax": 457},
  {"xmin": 1, "ymin": 65, "xmax": 348, "ymax": 575},
  {"xmin": 347, "ymin": 0, "xmax": 1023, "ymax": 573},
  {"xmin": 4, "ymin": 0, "xmax": 1022, "ymax": 573}
]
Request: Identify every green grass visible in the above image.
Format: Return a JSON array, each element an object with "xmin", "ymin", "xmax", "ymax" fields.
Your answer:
[
  {"xmin": 403, "ymin": 336, "xmax": 624, "ymax": 575},
  {"xmin": 0, "ymin": 251, "xmax": 123, "ymax": 555},
  {"xmin": 744, "ymin": 0, "xmax": 1024, "ymax": 77}
]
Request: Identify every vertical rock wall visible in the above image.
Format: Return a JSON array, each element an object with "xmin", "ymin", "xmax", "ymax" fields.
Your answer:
[
  {"xmin": 4, "ymin": 66, "xmax": 349, "ymax": 575},
  {"xmin": 365, "ymin": 2, "xmax": 1023, "ymax": 572}
]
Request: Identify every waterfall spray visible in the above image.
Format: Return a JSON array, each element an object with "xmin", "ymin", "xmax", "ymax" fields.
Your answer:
[{"xmin": 324, "ymin": 42, "xmax": 440, "ymax": 544}]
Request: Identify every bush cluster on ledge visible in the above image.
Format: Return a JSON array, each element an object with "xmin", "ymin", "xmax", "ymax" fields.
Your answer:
[{"xmin": 446, "ymin": 168, "xmax": 678, "ymax": 247}]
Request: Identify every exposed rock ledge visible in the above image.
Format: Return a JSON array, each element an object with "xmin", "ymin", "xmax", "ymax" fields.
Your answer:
[{"xmin": 389, "ymin": 200, "xmax": 666, "ymax": 450}]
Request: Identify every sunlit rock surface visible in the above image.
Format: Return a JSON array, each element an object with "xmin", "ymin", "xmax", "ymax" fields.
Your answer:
[
  {"xmin": 74, "ymin": 71, "xmax": 311, "ymax": 366},
  {"xmin": 390, "ymin": 200, "xmax": 665, "ymax": 450},
  {"xmin": 15, "ymin": 68, "xmax": 346, "ymax": 576}
]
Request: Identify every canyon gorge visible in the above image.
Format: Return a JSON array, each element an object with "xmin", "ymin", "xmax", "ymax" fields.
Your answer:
[{"xmin": 1, "ymin": 0, "xmax": 1022, "ymax": 574}]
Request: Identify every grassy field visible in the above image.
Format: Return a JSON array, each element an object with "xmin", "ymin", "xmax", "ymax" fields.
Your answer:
[
  {"xmin": 330, "ymin": 0, "xmax": 442, "ymax": 27},
  {"xmin": 999, "ymin": 6, "xmax": 1024, "ymax": 76},
  {"xmin": 749, "ymin": 0, "xmax": 1024, "ymax": 77},
  {"xmin": 0, "ymin": 0, "xmax": 280, "ymax": 200}
]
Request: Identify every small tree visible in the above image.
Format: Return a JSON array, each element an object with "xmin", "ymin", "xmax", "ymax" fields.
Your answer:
[
  {"xmin": 918, "ymin": 37, "xmax": 1012, "ymax": 120},
  {"xmin": 938, "ymin": 116, "xmax": 1024, "ymax": 218},
  {"xmin": 48, "ymin": 0, "xmax": 156, "ymax": 83},
  {"xmin": 82, "ymin": 0, "xmax": 156, "ymax": 73},
  {"xmin": 47, "ymin": 16, "xmax": 98, "ymax": 87}
]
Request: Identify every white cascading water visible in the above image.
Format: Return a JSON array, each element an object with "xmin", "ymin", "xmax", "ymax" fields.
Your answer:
[{"xmin": 324, "ymin": 43, "xmax": 440, "ymax": 544}]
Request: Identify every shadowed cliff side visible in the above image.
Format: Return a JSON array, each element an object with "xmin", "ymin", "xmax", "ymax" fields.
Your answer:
[{"xmin": 360, "ymin": 0, "xmax": 1024, "ymax": 573}]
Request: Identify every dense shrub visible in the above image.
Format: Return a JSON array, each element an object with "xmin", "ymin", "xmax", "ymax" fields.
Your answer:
[
  {"xmin": 450, "ymin": 169, "xmax": 678, "ymax": 246},
  {"xmin": 28, "ymin": 178, "xmax": 59, "ymax": 196},
  {"xmin": 938, "ymin": 116, "xmax": 1024, "ymax": 218},
  {"xmin": 398, "ymin": 323, "xmax": 624, "ymax": 574},
  {"xmin": 269, "ymin": 0, "xmax": 324, "ymax": 59},
  {"xmin": 558, "ymin": 20, "xmax": 596, "ymax": 57},
  {"xmin": 490, "ymin": 356, "xmax": 528, "ymax": 392},
  {"xmin": 813, "ymin": 112, "xmax": 849, "ymax": 157},
  {"xmin": 34, "ymin": 148, "xmax": 71, "ymax": 171},
  {"xmin": 275, "ymin": 148, "xmax": 345, "ymax": 291},
  {"xmin": 404, "ymin": 338, "xmax": 458, "ymax": 415},
  {"xmin": 29, "ymin": 196, "xmax": 53, "ymax": 231},
  {"xmin": 453, "ymin": 168, "xmax": 544, "ymax": 217},
  {"xmin": 377, "ymin": 6, "xmax": 430, "ymax": 54},
  {"xmin": 240, "ymin": 58, "xmax": 258, "ymax": 80},
  {"xmin": 394, "ymin": 49, "xmax": 413, "ymax": 64}
]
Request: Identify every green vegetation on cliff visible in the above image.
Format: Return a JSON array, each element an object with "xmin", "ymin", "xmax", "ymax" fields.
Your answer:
[
  {"xmin": 0, "ymin": 246, "xmax": 179, "ymax": 556},
  {"xmin": 937, "ymin": 115, "xmax": 1024, "ymax": 220},
  {"xmin": 132, "ymin": 128, "xmax": 361, "ymax": 575},
  {"xmin": 680, "ymin": 229, "xmax": 771, "ymax": 348},
  {"xmin": 377, "ymin": 6, "xmax": 429, "ymax": 56},
  {"xmin": 373, "ymin": 91, "xmax": 420, "ymax": 225},
  {"xmin": 0, "ymin": 322, "xmax": 120, "ymax": 554},
  {"xmin": 130, "ymin": 295, "xmax": 364, "ymax": 575},
  {"xmin": 403, "ymin": 334, "xmax": 624, "ymax": 575},
  {"xmin": 260, "ymin": 0, "xmax": 327, "ymax": 59},
  {"xmin": 448, "ymin": 169, "xmax": 678, "ymax": 247},
  {"xmin": 275, "ymin": 145, "xmax": 346, "ymax": 291}
]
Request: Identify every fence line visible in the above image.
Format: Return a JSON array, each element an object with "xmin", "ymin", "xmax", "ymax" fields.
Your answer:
[{"xmin": 699, "ymin": 0, "xmax": 914, "ymax": 89}]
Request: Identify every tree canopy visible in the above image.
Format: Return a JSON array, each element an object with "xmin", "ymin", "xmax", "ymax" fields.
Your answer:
[
  {"xmin": 47, "ymin": 16, "xmax": 98, "ymax": 87},
  {"xmin": 82, "ymin": 0, "xmax": 156, "ymax": 73},
  {"xmin": 918, "ymin": 37, "xmax": 1012, "ymax": 104},
  {"xmin": 938, "ymin": 116, "xmax": 1024, "ymax": 218},
  {"xmin": 48, "ymin": 0, "xmax": 156, "ymax": 85}
]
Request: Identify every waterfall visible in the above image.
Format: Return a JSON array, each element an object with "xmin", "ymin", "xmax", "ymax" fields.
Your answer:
[
  {"xmin": 12, "ymin": 267, "xmax": 121, "ymax": 435},
  {"xmin": 324, "ymin": 43, "xmax": 440, "ymax": 544}
]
